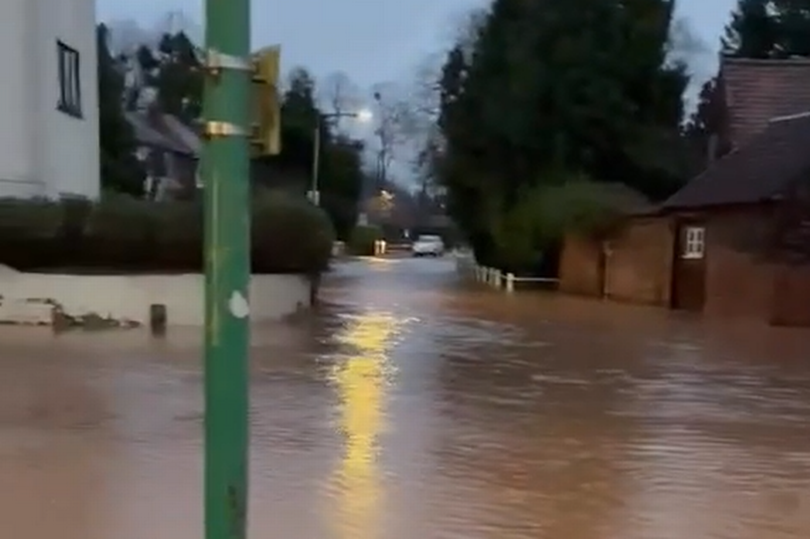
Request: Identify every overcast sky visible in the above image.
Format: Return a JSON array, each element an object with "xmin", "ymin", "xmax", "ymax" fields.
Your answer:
[
  {"xmin": 99, "ymin": 0, "xmax": 738, "ymax": 90},
  {"xmin": 98, "ymin": 0, "xmax": 739, "ymax": 182}
]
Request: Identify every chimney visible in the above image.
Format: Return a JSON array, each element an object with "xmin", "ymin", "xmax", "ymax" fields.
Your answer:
[{"xmin": 707, "ymin": 133, "xmax": 718, "ymax": 164}]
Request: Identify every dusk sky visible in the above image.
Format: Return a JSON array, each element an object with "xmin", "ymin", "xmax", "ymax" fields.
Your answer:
[
  {"xmin": 98, "ymin": 0, "xmax": 738, "ymax": 90},
  {"xmin": 98, "ymin": 0, "xmax": 739, "ymax": 181}
]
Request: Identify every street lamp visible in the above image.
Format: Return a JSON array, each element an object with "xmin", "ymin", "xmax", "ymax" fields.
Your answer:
[{"xmin": 308, "ymin": 109, "xmax": 372, "ymax": 205}]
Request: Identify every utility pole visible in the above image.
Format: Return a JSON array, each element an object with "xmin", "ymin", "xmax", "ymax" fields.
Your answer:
[
  {"xmin": 309, "ymin": 111, "xmax": 368, "ymax": 206},
  {"xmin": 310, "ymin": 117, "xmax": 321, "ymax": 205},
  {"xmin": 201, "ymin": 0, "xmax": 251, "ymax": 538}
]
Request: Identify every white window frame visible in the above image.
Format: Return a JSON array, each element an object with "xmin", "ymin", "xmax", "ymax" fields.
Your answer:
[{"xmin": 682, "ymin": 226, "xmax": 705, "ymax": 259}]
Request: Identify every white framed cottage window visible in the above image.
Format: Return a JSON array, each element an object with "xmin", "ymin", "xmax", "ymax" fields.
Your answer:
[
  {"xmin": 57, "ymin": 40, "xmax": 82, "ymax": 117},
  {"xmin": 682, "ymin": 226, "xmax": 705, "ymax": 259}
]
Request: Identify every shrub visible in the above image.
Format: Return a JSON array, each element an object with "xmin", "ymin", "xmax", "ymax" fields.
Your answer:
[
  {"xmin": 487, "ymin": 175, "xmax": 647, "ymax": 273},
  {"xmin": 0, "ymin": 192, "xmax": 334, "ymax": 275},
  {"xmin": 251, "ymin": 190, "xmax": 335, "ymax": 274},
  {"xmin": 347, "ymin": 225, "xmax": 383, "ymax": 255},
  {"xmin": 0, "ymin": 198, "xmax": 66, "ymax": 268},
  {"xmin": 83, "ymin": 194, "xmax": 158, "ymax": 268}
]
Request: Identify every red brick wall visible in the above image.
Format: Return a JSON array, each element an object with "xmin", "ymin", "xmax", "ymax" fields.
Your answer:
[
  {"xmin": 604, "ymin": 217, "xmax": 674, "ymax": 306},
  {"xmin": 559, "ymin": 234, "xmax": 603, "ymax": 296},
  {"xmin": 702, "ymin": 209, "xmax": 774, "ymax": 320},
  {"xmin": 770, "ymin": 265, "xmax": 810, "ymax": 326},
  {"xmin": 704, "ymin": 244, "xmax": 773, "ymax": 319}
]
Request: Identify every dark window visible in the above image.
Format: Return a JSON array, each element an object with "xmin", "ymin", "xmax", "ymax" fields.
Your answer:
[{"xmin": 57, "ymin": 41, "xmax": 81, "ymax": 118}]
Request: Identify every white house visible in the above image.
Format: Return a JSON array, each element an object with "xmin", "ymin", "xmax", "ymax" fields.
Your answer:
[{"xmin": 0, "ymin": 0, "xmax": 99, "ymax": 199}]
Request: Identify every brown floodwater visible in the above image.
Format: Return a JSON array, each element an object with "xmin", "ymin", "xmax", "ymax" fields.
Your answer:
[{"xmin": 3, "ymin": 256, "xmax": 810, "ymax": 538}]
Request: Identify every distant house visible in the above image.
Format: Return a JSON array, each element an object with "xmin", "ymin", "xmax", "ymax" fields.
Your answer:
[
  {"xmin": 0, "ymin": 0, "xmax": 100, "ymax": 199},
  {"xmin": 125, "ymin": 103, "xmax": 200, "ymax": 200},
  {"xmin": 562, "ymin": 56, "xmax": 810, "ymax": 326}
]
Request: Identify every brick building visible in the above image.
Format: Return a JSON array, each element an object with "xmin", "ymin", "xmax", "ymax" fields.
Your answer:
[{"xmin": 559, "ymin": 56, "xmax": 810, "ymax": 326}]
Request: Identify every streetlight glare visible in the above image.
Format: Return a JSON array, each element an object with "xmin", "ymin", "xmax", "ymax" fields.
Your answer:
[{"xmin": 356, "ymin": 109, "xmax": 373, "ymax": 123}]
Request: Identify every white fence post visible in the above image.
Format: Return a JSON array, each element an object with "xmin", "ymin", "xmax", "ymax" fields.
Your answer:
[
  {"xmin": 494, "ymin": 270, "xmax": 502, "ymax": 288},
  {"xmin": 506, "ymin": 273, "xmax": 514, "ymax": 293}
]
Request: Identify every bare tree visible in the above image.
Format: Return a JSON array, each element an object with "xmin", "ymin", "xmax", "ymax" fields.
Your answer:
[
  {"xmin": 319, "ymin": 71, "xmax": 358, "ymax": 114},
  {"xmin": 401, "ymin": 8, "xmax": 487, "ymax": 201},
  {"xmin": 318, "ymin": 71, "xmax": 366, "ymax": 138},
  {"xmin": 369, "ymin": 83, "xmax": 412, "ymax": 190}
]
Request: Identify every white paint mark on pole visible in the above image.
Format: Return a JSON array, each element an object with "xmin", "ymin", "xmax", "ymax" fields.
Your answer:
[{"xmin": 228, "ymin": 290, "xmax": 250, "ymax": 318}]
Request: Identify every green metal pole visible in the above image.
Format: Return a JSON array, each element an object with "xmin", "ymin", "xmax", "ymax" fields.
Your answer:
[{"xmin": 202, "ymin": 0, "xmax": 251, "ymax": 538}]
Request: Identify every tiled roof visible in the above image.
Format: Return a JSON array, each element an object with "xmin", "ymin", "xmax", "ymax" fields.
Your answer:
[
  {"xmin": 160, "ymin": 115, "xmax": 201, "ymax": 154},
  {"xmin": 722, "ymin": 56, "xmax": 810, "ymax": 147},
  {"xmin": 662, "ymin": 112, "xmax": 810, "ymax": 209},
  {"xmin": 124, "ymin": 110, "xmax": 200, "ymax": 156}
]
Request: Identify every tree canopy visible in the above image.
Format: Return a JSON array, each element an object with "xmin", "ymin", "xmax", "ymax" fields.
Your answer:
[
  {"xmin": 434, "ymin": 0, "xmax": 691, "ymax": 270},
  {"xmin": 723, "ymin": 0, "xmax": 810, "ymax": 58},
  {"xmin": 97, "ymin": 24, "xmax": 143, "ymax": 196},
  {"xmin": 96, "ymin": 27, "xmax": 367, "ymax": 238}
]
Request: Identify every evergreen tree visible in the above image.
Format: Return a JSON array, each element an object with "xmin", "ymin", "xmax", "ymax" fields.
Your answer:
[
  {"xmin": 723, "ymin": 0, "xmax": 810, "ymax": 57},
  {"xmin": 435, "ymin": 0, "xmax": 690, "ymax": 268},
  {"xmin": 683, "ymin": 77, "xmax": 732, "ymax": 170},
  {"xmin": 97, "ymin": 24, "xmax": 144, "ymax": 196},
  {"xmin": 136, "ymin": 44, "xmax": 160, "ymax": 76},
  {"xmin": 155, "ymin": 31, "xmax": 203, "ymax": 120},
  {"xmin": 261, "ymin": 67, "xmax": 366, "ymax": 239},
  {"xmin": 723, "ymin": 0, "xmax": 779, "ymax": 57}
]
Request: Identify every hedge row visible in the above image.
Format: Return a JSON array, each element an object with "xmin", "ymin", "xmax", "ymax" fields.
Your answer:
[{"xmin": 0, "ymin": 191, "xmax": 335, "ymax": 274}]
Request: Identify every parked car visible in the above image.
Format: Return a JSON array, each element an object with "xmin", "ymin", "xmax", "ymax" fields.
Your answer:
[{"xmin": 412, "ymin": 234, "xmax": 445, "ymax": 257}]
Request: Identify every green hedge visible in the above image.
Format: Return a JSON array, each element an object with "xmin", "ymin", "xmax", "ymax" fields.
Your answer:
[
  {"xmin": 347, "ymin": 224, "xmax": 383, "ymax": 255},
  {"xmin": 0, "ymin": 191, "xmax": 335, "ymax": 274}
]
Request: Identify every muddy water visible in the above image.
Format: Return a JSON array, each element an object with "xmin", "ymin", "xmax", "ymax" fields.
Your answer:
[{"xmin": 3, "ymin": 257, "xmax": 810, "ymax": 538}]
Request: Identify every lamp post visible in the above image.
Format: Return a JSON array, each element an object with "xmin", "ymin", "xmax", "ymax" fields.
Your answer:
[{"xmin": 308, "ymin": 109, "xmax": 371, "ymax": 205}]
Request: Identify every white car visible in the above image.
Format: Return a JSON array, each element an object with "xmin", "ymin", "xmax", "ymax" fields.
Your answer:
[{"xmin": 412, "ymin": 235, "xmax": 445, "ymax": 257}]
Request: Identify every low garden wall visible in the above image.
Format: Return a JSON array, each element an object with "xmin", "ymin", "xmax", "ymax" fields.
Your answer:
[
  {"xmin": 0, "ymin": 190, "xmax": 334, "ymax": 329},
  {"xmin": 0, "ymin": 266, "xmax": 312, "ymax": 327}
]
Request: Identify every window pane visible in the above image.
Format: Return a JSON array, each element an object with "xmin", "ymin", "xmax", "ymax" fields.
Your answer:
[
  {"xmin": 66, "ymin": 53, "xmax": 74, "ymax": 106},
  {"xmin": 58, "ymin": 47, "xmax": 66, "ymax": 104}
]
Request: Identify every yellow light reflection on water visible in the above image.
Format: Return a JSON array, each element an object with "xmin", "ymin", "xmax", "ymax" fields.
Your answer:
[{"xmin": 330, "ymin": 311, "xmax": 399, "ymax": 539}]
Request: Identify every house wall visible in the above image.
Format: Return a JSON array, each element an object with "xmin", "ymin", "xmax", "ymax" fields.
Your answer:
[
  {"xmin": 673, "ymin": 206, "xmax": 810, "ymax": 326},
  {"xmin": 564, "ymin": 204, "xmax": 810, "ymax": 326},
  {"xmin": 558, "ymin": 234, "xmax": 603, "ymax": 296},
  {"xmin": 32, "ymin": 0, "xmax": 100, "ymax": 199},
  {"xmin": 771, "ymin": 265, "xmax": 810, "ymax": 326},
  {"xmin": 0, "ymin": 0, "xmax": 99, "ymax": 200},
  {"xmin": 0, "ymin": 0, "xmax": 40, "ymax": 197},
  {"xmin": 603, "ymin": 217, "xmax": 674, "ymax": 306},
  {"xmin": 0, "ymin": 267, "xmax": 313, "ymax": 326},
  {"xmin": 701, "ymin": 209, "xmax": 774, "ymax": 319}
]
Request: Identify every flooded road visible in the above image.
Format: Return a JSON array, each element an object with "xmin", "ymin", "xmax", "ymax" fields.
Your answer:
[{"xmin": 3, "ymin": 256, "xmax": 810, "ymax": 538}]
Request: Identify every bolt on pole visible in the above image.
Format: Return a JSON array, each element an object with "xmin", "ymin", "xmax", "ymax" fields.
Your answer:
[{"xmin": 201, "ymin": 0, "xmax": 251, "ymax": 538}]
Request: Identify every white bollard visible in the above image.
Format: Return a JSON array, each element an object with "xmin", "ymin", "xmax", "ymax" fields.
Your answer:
[
  {"xmin": 494, "ymin": 270, "xmax": 502, "ymax": 288},
  {"xmin": 506, "ymin": 273, "xmax": 515, "ymax": 293}
]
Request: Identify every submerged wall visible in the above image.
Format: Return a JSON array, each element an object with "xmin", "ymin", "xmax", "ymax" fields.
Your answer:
[{"xmin": 0, "ymin": 266, "xmax": 312, "ymax": 327}]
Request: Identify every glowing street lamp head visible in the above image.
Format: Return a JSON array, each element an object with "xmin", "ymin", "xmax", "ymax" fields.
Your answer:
[{"xmin": 355, "ymin": 109, "xmax": 373, "ymax": 123}]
